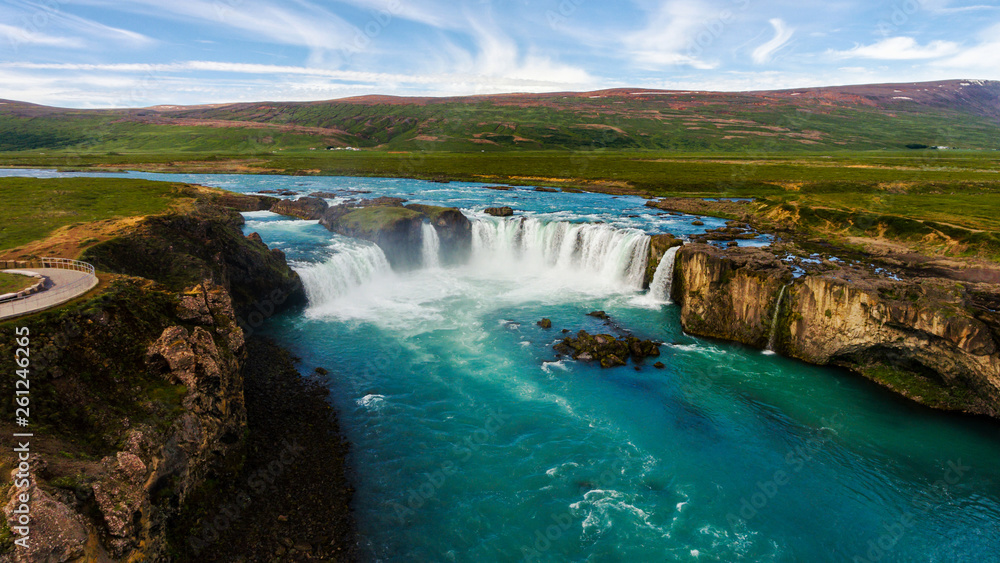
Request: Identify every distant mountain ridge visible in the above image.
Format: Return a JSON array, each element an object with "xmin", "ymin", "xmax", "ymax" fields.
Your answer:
[{"xmin": 2, "ymin": 79, "xmax": 998, "ymax": 152}]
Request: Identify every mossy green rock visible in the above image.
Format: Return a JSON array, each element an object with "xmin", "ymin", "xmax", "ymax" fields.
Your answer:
[
  {"xmin": 329, "ymin": 206, "xmax": 426, "ymax": 270},
  {"xmin": 405, "ymin": 204, "xmax": 472, "ymax": 265},
  {"xmin": 326, "ymin": 203, "xmax": 471, "ymax": 270}
]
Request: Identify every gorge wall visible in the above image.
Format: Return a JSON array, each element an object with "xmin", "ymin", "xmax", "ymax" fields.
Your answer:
[
  {"xmin": 0, "ymin": 198, "xmax": 315, "ymax": 561},
  {"xmin": 672, "ymin": 244, "xmax": 1000, "ymax": 418}
]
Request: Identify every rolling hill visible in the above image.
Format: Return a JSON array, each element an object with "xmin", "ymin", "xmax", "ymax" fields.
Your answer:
[{"xmin": 1, "ymin": 79, "xmax": 999, "ymax": 153}]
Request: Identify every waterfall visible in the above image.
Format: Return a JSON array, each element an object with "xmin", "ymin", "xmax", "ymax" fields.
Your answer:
[
  {"xmin": 648, "ymin": 246, "xmax": 681, "ymax": 303},
  {"xmin": 296, "ymin": 241, "xmax": 392, "ymax": 306},
  {"xmin": 421, "ymin": 222, "xmax": 441, "ymax": 268},
  {"xmin": 471, "ymin": 217, "xmax": 650, "ymax": 290},
  {"xmin": 764, "ymin": 284, "xmax": 789, "ymax": 355}
]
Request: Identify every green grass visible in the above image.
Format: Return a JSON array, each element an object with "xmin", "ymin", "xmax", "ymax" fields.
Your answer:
[
  {"xmin": 337, "ymin": 206, "xmax": 423, "ymax": 231},
  {"xmin": 0, "ymin": 177, "xmax": 193, "ymax": 251},
  {"xmin": 0, "ymin": 272, "xmax": 34, "ymax": 293},
  {"xmin": 1, "ymin": 148, "xmax": 998, "ymax": 257}
]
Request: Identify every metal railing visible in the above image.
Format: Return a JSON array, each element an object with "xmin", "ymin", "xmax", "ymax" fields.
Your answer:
[
  {"xmin": 0, "ymin": 258, "xmax": 99, "ymax": 319},
  {"xmin": 0, "ymin": 257, "xmax": 96, "ymax": 275}
]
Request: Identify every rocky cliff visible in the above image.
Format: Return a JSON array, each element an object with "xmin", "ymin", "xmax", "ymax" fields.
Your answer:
[
  {"xmin": 673, "ymin": 244, "xmax": 1000, "ymax": 417},
  {"xmin": 0, "ymin": 198, "xmax": 322, "ymax": 561}
]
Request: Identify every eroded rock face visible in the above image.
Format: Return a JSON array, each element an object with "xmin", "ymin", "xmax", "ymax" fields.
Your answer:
[
  {"xmin": 673, "ymin": 244, "xmax": 1000, "ymax": 416},
  {"xmin": 1, "ymin": 201, "xmax": 308, "ymax": 562},
  {"xmin": 673, "ymin": 244, "xmax": 792, "ymax": 347},
  {"xmin": 783, "ymin": 274, "xmax": 1000, "ymax": 414},
  {"xmin": 77, "ymin": 280, "xmax": 251, "ymax": 559},
  {"xmin": 3, "ymin": 470, "xmax": 89, "ymax": 563}
]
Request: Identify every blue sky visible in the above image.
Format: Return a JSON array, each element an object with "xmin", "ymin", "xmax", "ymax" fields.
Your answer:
[{"xmin": 1, "ymin": 0, "xmax": 998, "ymax": 107}]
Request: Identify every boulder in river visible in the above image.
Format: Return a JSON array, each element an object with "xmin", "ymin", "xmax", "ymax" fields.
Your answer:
[
  {"xmin": 270, "ymin": 197, "xmax": 329, "ymax": 220},
  {"xmin": 484, "ymin": 206, "xmax": 514, "ymax": 217},
  {"xmin": 553, "ymin": 330, "xmax": 661, "ymax": 368}
]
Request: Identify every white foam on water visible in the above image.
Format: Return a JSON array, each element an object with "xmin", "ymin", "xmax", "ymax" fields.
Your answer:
[
  {"xmin": 241, "ymin": 210, "xmax": 281, "ymax": 219},
  {"xmin": 542, "ymin": 360, "xmax": 571, "ymax": 374},
  {"xmin": 357, "ymin": 394, "xmax": 386, "ymax": 411}
]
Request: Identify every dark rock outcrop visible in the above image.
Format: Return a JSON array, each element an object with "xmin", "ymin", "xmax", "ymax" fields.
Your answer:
[
  {"xmin": 405, "ymin": 204, "xmax": 473, "ymax": 265},
  {"xmin": 485, "ymin": 206, "xmax": 514, "ymax": 217},
  {"xmin": 673, "ymin": 244, "xmax": 1000, "ymax": 417},
  {"xmin": 327, "ymin": 206, "xmax": 426, "ymax": 270},
  {"xmin": 270, "ymin": 196, "xmax": 328, "ymax": 220},
  {"xmin": 82, "ymin": 202, "xmax": 306, "ymax": 318},
  {"xmin": 554, "ymin": 330, "xmax": 661, "ymax": 368},
  {"xmin": 267, "ymin": 195, "xmax": 473, "ymax": 270},
  {"xmin": 211, "ymin": 193, "xmax": 278, "ymax": 212}
]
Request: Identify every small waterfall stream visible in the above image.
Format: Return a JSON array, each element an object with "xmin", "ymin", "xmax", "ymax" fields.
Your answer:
[
  {"xmin": 764, "ymin": 284, "xmax": 790, "ymax": 354},
  {"xmin": 421, "ymin": 222, "xmax": 441, "ymax": 268},
  {"xmin": 648, "ymin": 246, "xmax": 681, "ymax": 303}
]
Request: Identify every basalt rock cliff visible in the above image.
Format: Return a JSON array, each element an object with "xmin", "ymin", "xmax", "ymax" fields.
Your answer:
[
  {"xmin": 0, "ymin": 198, "xmax": 322, "ymax": 561},
  {"xmin": 673, "ymin": 244, "xmax": 1000, "ymax": 417}
]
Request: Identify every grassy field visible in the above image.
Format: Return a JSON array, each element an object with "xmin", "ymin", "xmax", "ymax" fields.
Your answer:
[
  {"xmin": 0, "ymin": 177, "xmax": 194, "ymax": 252},
  {"xmin": 0, "ymin": 272, "xmax": 33, "ymax": 293},
  {"xmin": 4, "ymin": 148, "xmax": 1000, "ymax": 191},
  {"xmin": 1, "ymin": 148, "xmax": 998, "ymax": 259}
]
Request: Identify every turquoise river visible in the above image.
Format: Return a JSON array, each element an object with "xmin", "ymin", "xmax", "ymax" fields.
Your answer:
[{"xmin": 5, "ymin": 170, "xmax": 1000, "ymax": 562}]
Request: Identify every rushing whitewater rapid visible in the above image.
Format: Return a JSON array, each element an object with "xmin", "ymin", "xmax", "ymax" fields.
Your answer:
[
  {"xmin": 297, "ymin": 215, "xmax": 661, "ymax": 318},
  {"xmin": 296, "ymin": 238, "xmax": 392, "ymax": 305}
]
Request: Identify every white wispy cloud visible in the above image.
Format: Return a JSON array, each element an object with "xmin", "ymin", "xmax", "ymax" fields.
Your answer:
[
  {"xmin": 623, "ymin": 1, "xmax": 718, "ymax": 69},
  {"xmin": 0, "ymin": 23, "xmax": 83, "ymax": 48},
  {"xmin": 330, "ymin": 0, "xmax": 464, "ymax": 30},
  {"xmin": 70, "ymin": 0, "xmax": 356, "ymax": 53},
  {"xmin": 751, "ymin": 19, "xmax": 794, "ymax": 64},
  {"xmin": 459, "ymin": 15, "xmax": 594, "ymax": 89},
  {"xmin": 829, "ymin": 37, "xmax": 962, "ymax": 60},
  {"xmin": 0, "ymin": 59, "xmax": 598, "ymax": 106},
  {"xmin": 0, "ymin": 3, "xmax": 153, "ymax": 50}
]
